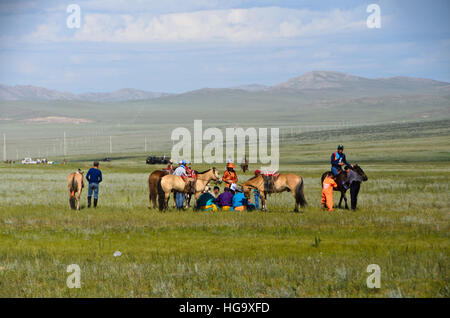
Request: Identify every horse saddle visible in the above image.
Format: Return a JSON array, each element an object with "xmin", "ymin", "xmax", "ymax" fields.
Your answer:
[{"xmin": 183, "ymin": 177, "xmax": 196, "ymax": 194}]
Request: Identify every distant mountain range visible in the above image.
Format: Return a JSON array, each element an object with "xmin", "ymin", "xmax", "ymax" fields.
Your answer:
[
  {"xmin": 1, "ymin": 71, "xmax": 449, "ymax": 102},
  {"xmin": 0, "ymin": 85, "xmax": 171, "ymax": 102}
]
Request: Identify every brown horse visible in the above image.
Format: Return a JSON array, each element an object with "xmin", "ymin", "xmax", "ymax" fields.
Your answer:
[
  {"xmin": 148, "ymin": 170, "xmax": 170, "ymax": 209},
  {"xmin": 67, "ymin": 170, "xmax": 84, "ymax": 210},
  {"xmin": 240, "ymin": 157, "xmax": 249, "ymax": 173},
  {"xmin": 241, "ymin": 173, "xmax": 307, "ymax": 212},
  {"xmin": 320, "ymin": 164, "xmax": 368, "ymax": 209}
]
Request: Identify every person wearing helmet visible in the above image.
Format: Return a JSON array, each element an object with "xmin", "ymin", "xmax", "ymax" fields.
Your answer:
[
  {"xmin": 330, "ymin": 145, "xmax": 352, "ymax": 177},
  {"xmin": 222, "ymin": 161, "xmax": 238, "ymax": 188},
  {"xmin": 253, "ymin": 169, "xmax": 262, "ymax": 210},
  {"xmin": 173, "ymin": 160, "xmax": 187, "ymax": 209}
]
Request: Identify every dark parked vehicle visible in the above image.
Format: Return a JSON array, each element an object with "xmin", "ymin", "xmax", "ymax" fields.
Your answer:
[{"xmin": 146, "ymin": 155, "xmax": 170, "ymax": 164}]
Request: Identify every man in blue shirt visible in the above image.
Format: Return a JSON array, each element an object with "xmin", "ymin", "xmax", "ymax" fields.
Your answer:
[
  {"xmin": 330, "ymin": 145, "xmax": 352, "ymax": 177},
  {"xmin": 86, "ymin": 161, "xmax": 102, "ymax": 208}
]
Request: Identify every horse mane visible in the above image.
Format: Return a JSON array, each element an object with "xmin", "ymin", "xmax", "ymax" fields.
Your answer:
[
  {"xmin": 245, "ymin": 174, "xmax": 261, "ymax": 182},
  {"xmin": 197, "ymin": 168, "xmax": 211, "ymax": 174}
]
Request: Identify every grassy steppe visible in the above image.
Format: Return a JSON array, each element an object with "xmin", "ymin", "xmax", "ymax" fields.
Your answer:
[{"xmin": 0, "ymin": 122, "xmax": 448, "ymax": 297}]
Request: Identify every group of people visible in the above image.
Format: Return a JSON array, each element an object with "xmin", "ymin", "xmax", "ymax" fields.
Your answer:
[
  {"xmin": 195, "ymin": 183, "xmax": 257, "ymax": 212},
  {"xmin": 79, "ymin": 144, "xmax": 363, "ymax": 212},
  {"xmin": 321, "ymin": 144, "xmax": 364, "ymax": 212}
]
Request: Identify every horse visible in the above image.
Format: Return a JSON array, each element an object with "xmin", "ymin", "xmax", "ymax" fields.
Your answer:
[
  {"xmin": 148, "ymin": 169, "xmax": 170, "ymax": 209},
  {"xmin": 185, "ymin": 168, "xmax": 221, "ymax": 207},
  {"xmin": 320, "ymin": 164, "xmax": 368, "ymax": 209},
  {"xmin": 157, "ymin": 175, "xmax": 196, "ymax": 211},
  {"xmin": 240, "ymin": 157, "xmax": 249, "ymax": 173},
  {"xmin": 67, "ymin": 170, "xmax": 84, "ymax": 210},
  {"xmin": 158, "ymin": 167, "xmax": 221, "ymax": 211},
  {"xmin": 241, "ymin": 173, "xmax": 307, "ymax": 212}
]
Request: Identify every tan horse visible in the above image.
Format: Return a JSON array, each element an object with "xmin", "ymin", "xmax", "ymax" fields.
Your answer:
[
  {"xmin": 241, "ymin": 173, "xmax": 307, "ymax": 212},
  {"xmin": 158, "ymin": 167, "xmax": 220, "ymax": 210},
  {"xmin": 187, "ymin": 168, "xmax": 221, "ymax": 206},
  {"xmin": 68, "ymin": 170, "xmax": 84, "ymax": 210},
  {"xmin": 158, "ymin": 175, "xmax": 195, "ymax": 210}
]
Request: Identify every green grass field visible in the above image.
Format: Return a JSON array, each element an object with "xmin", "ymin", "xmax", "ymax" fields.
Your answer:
[{"xmin": 0, "ymin": 121, "xmax": 448, "ymax": 297}]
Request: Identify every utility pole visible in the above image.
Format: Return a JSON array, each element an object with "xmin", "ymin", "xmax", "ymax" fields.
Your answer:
[
  {"xmin": 109, "ymin": 136, "xmax": 112, "ymax": 154},
  {"xmin": 144, "ymin": 136, "xmax": 147, "ymax": 152},
  {"xmin": 63, "ymin": 132, "xmax": 67, "ymax": 156},
  {"xmin": 3, "ymin": 133, "xmax": 6, "ymax": 161}
]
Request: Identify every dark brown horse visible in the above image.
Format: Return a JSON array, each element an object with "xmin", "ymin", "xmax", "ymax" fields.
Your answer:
[
  {"xmin": 320, "ymin": 164, "xmax": 368, "ymax": 209},
  {"xmin": 148, "ymin": 170, "xmax": 170, "ymax": 209},
  {"xmin": 240, "ymin": 157, "xmax": 249, "ymax": 173}
]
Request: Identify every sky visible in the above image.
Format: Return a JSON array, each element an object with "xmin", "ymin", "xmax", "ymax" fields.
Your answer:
[{"xmin": 0, "ymin": 0, "xmax": 449, "ymax": 93}]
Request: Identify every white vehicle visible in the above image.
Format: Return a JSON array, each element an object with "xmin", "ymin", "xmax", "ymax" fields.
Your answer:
[{"xmin": 21, "ymin": 158, "xmax": 37, "ymax": 164}]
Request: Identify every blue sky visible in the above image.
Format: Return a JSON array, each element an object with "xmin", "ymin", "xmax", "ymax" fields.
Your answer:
[{"xmin": 0, "ymin": 0, "xmax": 449, "ymax": 93}]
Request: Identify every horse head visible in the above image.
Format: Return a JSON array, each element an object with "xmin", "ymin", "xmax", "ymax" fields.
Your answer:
[
  {"xmin": 212, "ymin": 167, "xmax": 222, "ymax": 184},
  {"xmin": 240, "ymin": 183, "xmax": 251, "ymax": 198},
  {"xmin": 353, "ymin": 164, "xmax": 368, "ymax": 181}
]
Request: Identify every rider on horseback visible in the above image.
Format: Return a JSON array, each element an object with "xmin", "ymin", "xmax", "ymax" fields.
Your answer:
[
  {"xmin": 331, "ymin": 145, "xmax": 353, "ymax": 177},
  {"xmin": 331, "ymin": 145, "xmax": 354, "ymax": 189}
]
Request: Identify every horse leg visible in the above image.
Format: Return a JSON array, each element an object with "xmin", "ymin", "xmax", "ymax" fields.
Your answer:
[
  {"xmin": 76, "ymin": 192, "xmax": 81, "ymax": 210},
  {"xmin": 338, "ymin": 191, "xmax": 344, "ymax": 209},
  {"xmin": 261, "ymin": 191, "xmax": 267, "ymax": 211},
  {"xmin": 164, "ymin": 192, "xmax": 171, "ymax": 211},
  {"xmin": 292, "ymin": 190, "xmax": 299, "ymax": 212},
  {"xmin": 343, "ymin": 192, "xmax": 349, "ymax": 209}
]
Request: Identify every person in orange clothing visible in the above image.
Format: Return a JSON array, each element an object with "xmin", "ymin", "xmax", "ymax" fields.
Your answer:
[
  {"xmin": 322, "ymin": 172, "xmax": 337, "ymax": 211},
  {"xmin": 222, "ymin": 161, "xmax": 238, "ymax": 188}
]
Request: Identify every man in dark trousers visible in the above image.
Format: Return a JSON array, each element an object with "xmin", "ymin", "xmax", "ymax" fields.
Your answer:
[
  {"xmin": 344, "ymin": 166, "xmax": 363, "ymax": 210},
  {"xmin": 86, "ymin": 161, "xmax": 103, "ymax": 208}
]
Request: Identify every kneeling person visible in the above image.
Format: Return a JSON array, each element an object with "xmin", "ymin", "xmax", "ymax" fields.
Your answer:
[{"xmin": 196, "ymin": 187, "xmax": 218, "ymax": 211}]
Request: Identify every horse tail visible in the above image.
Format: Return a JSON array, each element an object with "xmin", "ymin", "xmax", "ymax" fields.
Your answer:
[
  {"xmin": 295, "ymin": 177, "xmax": 307, "ymax": 207},
  {"xmin": 157, "ymin": 177, "xmax": 165, "ymax": 211},
  {"xmin": 148, "ymin": 174, "xmax": 156, "ymax": 209},
  {"xmin": 69, "ymin": 174, "xmax": 77, "ymax": 209}
]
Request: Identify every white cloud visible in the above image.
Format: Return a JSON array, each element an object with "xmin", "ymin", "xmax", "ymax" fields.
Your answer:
[{"xmin": 25, "ymin": 6, "xmax": 366, "ymax": 44}]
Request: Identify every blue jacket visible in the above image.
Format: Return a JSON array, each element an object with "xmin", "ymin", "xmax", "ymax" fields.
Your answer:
[
  {"xmin": 86, "ymin": 168, "xmax": 102, "ymax": 184},
  {"xmin": 331, "ymin": 152, "xmax": 350, "ymax": 169},
  {"xmin": 232, "ymin": 192, "xmax": 248, "ymax": 208}
]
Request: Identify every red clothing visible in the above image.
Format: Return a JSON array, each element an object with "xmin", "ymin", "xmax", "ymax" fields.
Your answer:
[
  {"xmin": 222, "ymin": 170, "xmax": 238, "ymax": 187},
  {"xmin": 322, "ymin": 176, "xmax": 337, "ymax": 211}
]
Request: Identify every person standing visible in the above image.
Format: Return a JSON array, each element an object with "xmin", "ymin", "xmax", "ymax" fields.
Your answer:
[
  {"xmin": 321, "ymin": 172, "xmax": 337, "ymax": 212},
  {"xmin": 173, "ymin": 160, "xmax": 187, "ymax": 210},
  {"xmin": 344, "ymin": 166, "xmax": 363, "ymax": 210},
  {"xmin": 86, "ymin": 161, "xmax": 102, "ymax": 208},
  {"xmin": 222, "ymin": 161, "xmax": 238, "ymax": 188},
  {"xmin": 253, "ymin": 169, "xmax": 262, "ymax": 210}
]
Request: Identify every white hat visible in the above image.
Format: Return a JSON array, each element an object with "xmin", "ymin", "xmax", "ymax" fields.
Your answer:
[{"xmin": 230, "ymin": 183, "xmax": 237, "ymax": 191}]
